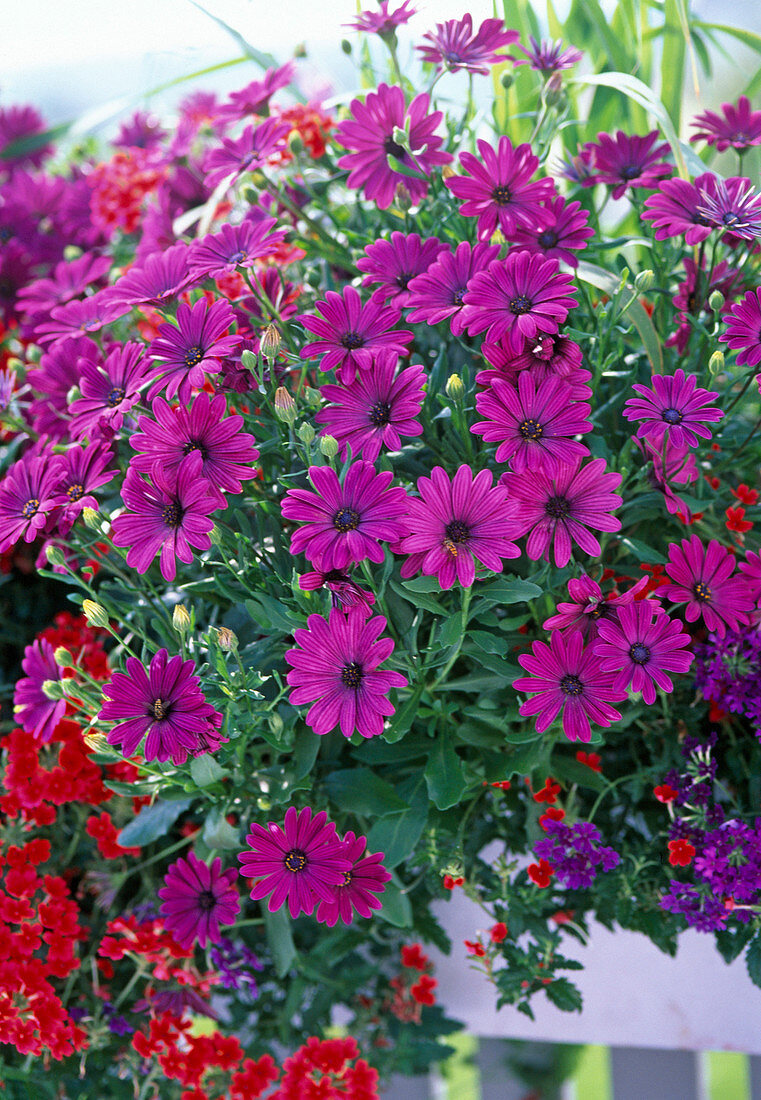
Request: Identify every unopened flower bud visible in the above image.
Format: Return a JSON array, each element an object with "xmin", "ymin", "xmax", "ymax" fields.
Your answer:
[
  {"xmin": 490, "ymin": 228, "xmax": 507, "ymax": 246},
  {"xmin": 216, "ymin": 626, "xmax": 238, "ymax": 651},
  {"xmin": 708, "ymin": 350, "xmax": 725, "ymax": 376},
  {"xmin": 83, "ymin": 731, "xmax": 111, "ymax": 753},
  {"xmin": 394, "ymin": 181, "xmax": 412, "ymax": 212},
  {"xmin": 391, "ymin": 125, "xmax": 408, "ymax": 148},
  {"xmin": 241, "ymin": 350, "xmax": 257, "ymax": 371},
  {"xmin": 45, "ymin": 544, "xmax": 66, "ymax": 567},
  {"xmin": 82, "ymin": 507, "xmax": 101, "ymax": 530},
  {"xmin": 258, "ymin": 796, "xmax": 272, "ymax": 811},
  {"xmin": 82, "ymin": 600, "xmax": 109, "ymax": 629},
  {"xmin": 634, "ymin": 269, "xmax": 654, "ymax": 292},
  {"xmin": 341, "ymin": 38, "xmax": 352, "ymax": 55},
  {"xmin": 63, "ymin": 245, "xmax": 83, "ymax": 262},
  {"xmin": 53, "ymin": 647, "xmax": 74, "ymax": 668},
  {"xmin": 173, "ymin": 604, "xmax": 191, "ymax": 633},
  {"xmin": 274, "ymin": 386, "xmax": 297, "ymax": 424},
  {"xmin": 319, "ymin": 434, "xmax": 339, "ymax": 459},
  {"xmin": 42, "ymin": 679, "xmax": 66, "ymax": 700},
  {"xmin": 293, "ymin": 42, "xmax": 307, "ymax": 59},
  {"xmin": 442, "ymin": 165, "xmax": 457, "ymax": 180},
  {"xmin": 304, "ymin": 386, "xmax": 322, "ymax": 406},
  {"xmin": 208, "ymin": 524, "xmax": 222, "ymax": 545},
  {"xmin": 543, "ymin": 71, "xmax": 564, "ymax": 106},
  {"xmin": 708, "ymin": 290, "xmax": 725, "ymax": 312},
  {"xmin": 268, "ymin": 712, "xmax": 284, "ymax": 737},
  {"xmin": 261, "ymin": 324, "xmax": 282, "ymax": 360},
  {"xmin": 287, "ymin": 132, "xmax": 304, "ymax": 157},
  {"xmin": 5, "ymin": 356, "xmax": 22, "ymax": 373},
  {"xmin": 297, "ymin": 422, "xmax": 315, "ymax": 445},
  {"xmin": 500, "ymin": 72, "xmax": 514, "ymax": 89},
  {"xmin": 446, "ymin": 373, "xmax": 464, "ymax": 400}
]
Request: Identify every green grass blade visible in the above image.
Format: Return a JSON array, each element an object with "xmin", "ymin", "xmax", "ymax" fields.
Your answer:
[{"xmin": 661, "ymin": 0, "xmax": 687, "ymax": 132}]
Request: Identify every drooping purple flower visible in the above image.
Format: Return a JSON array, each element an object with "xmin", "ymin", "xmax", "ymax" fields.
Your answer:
[
  {"xmin": 214, "ymin": 62, "xmax": 295, "ymax": 124},
  {"xmin": 622, "ymin": 369, "xmax": 722, "ymax": 450},
  {"xmin": 347, "ymin": 1, "xmax": 416, "ymax": 36},
  {"xmin": 463, "ymin": 251, "xmax": 578, "ymax": 353},
  {"xmin": 661, "ymin": 535, "xmax": 754, "ymax": 638},
  {"xmin": 147, "ymin": 297, "xmax": 241, "ymax": 403},
  {"xmin": 111, "ymin": 454, "xmax": 217, "ymax": 582},
  {"xmin": 27, "ymin": 336, "xmax": 100, "ymax": 440},
  {"xmin": 69, "ymin": 341, "xmax": 150, "ymax": 438},
  {"xmin": 335, "ymin": 84, "xmax": 452, "ymax": 210},
  {"xmin": 690, "ymin": 96, "xmax": 761, "ymax": 153},
  {"xmin": 478, "ymin": 334, "xmax": 591, "ymax": 400},
  {"xmin": 238, "ymin": 806, "xmax": 352, "ymax": 919},
  {"xmin": 188, "ymin": 218, "xmax": 288, "ymax": 281},
  {"xmin": 315, "ymin": 353, "xmax": 425, "ymax": 462},
  {"xmin": 416, "ymin": 15, "xmax": 519, "ymax": 75},
  {"xmin": 738, "ymin": 550, "xmax": 761, "ymax": 606},
  {"xmin": 49, "ymin": 441, "xmax": 118, "ymax": 519},
  {"xmin": 513, "ymin": 629, "xmax": 626, "ymax": 742},
  {"xmin": 129, "ymin": 393, "xmax": 259, "ymax": 507},
  {"xmin": 298, "ymin": 563, "xmax": 376, "ymax": 616},
  {"xmin": 299, "ymin": 286, "xmax": 413, "ymax": 385},
  {"xmin": 471, "ymin": 373, "xmax": 591, "ymax": 474},
  {"xmin": 588, "ymin": 130, "xmax": 671, "ymax": 201},
  {"xmin": 315, "ymin": 831, "xmax": 391, "ymax": 926},
  {"xmin": 356, "ymin": 232, "xmax": 446, "ymax": 308},
  {"xmin": 543, "ymin": 575, "xmax": 649, "ymax": 641},
  {"xmin": 520, "ymin": 37, "xmax": 583, "ymax": 73},
  {"xmin": 398, "ymin": 464, "xmax": 520, "ymax": 589},
  {"xmin": 203, "ymin": 116, "xmax": 291, "ymax": 191},
  {"xmin": 633, "ymin": 436, "xmax": 699, "ymax": 519},
  {"xmin": 281, "ymin": 462, "xmax": 408, "ymax": 571},
  {"xmin": 13, "ymin": 638, "xmax": 66, "ymax": 743},
  {"xmin": 99, "ymin": 647, "xmax": 224, "ymax": 763},
  {"xmin": 102, "ymin": 242, "xmax": 200, "ymax": 309},
  {"xmin": 641, "ymin": 173, "xmax": 717, "ymax": 245},
  {"xmin": 0, "ymin": 451, "xmax": 66, "ymax": 552},
  {"xmin": 696, "ymin": 176, "xmax": 761, "ymax": 240},
  {"xmin": 406, "ymin": 240, "xmax": 500, "ymax": 335},
  {"xmin": 593, "ymin": 602, "xmax": 694, "ymax": 704},
  {"xmin": 158, "ymin": 852, "xmax": 240, "ymax": 949},
  {"xmin": 534, "ymin": 820, "xmax": 620, "ymax": 888},
  {"xmin": 511, "ymin": 195, "xmax": 594, "ymax": 268},
  {"xmin": 720, "ymin": 286, "xmax": 761, "ymax": 366},
  {"xmin": 445, "ymin": 137, "xmax": 555, "ymax": 241},
  {"xmin": 502, "ymin": 458, "xmax": 623, "ymax": 568},
  {"xmin": 285, "ymin": 608, "xmax": 407, "ymax": 739}
]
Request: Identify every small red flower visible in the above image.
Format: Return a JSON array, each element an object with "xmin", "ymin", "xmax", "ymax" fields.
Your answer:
[
  {"xmin": 527, "ymin": 859, "xmax": 554, "ymax": 887},
  {"xmin": 401, "ymin": 943, "xmax": 429, "ymax": 970},
  {"xmin": 732, "ymin": 484, "xmax": 758, "ymax": 505},
  {"xmin": 491, "ymin": 779, "xmax": 512, "ymax": 790},
  {"xmin": 551, "ymin": 909, "xmax": 574, "ymax": 924},
  {"xmin": 726, "ymin": 506, "xmax": 753, "ymax": 533},
  {"xmin": 705, "ymin": 475, "xmax": 721, "ymax": 490},
  {"xmin": 464, "ymin": 939, "xmax": 486, "ymax": 957},
  {"xmin": 490, "ymin": 921, "xmax": 508, "ymax": 943},
  {"xmin": 654, "ymin": 784, "xmax": 678, "ymax": 803},
  {"xmin": 410, "ymin": 974, "xmax": 437, "ymax": 1004},
  {"xmin": 668, "ymin": 838, "xmax": 696, "ymax": 866},
  {"xmin": 539, "ymin": 806, "xmax": 565, "ymax": 828},
  {"xmin": 533, "ymin": 777, "xmax": 561, "ymax": 804},
  {"xmin": 576, "ymin": 750, "xmax": 602, "ymax": 773},
  {"xmin": 443, "ymin": 874, "xmax": 464, "ymax": 890},
  {"xmin": 709, "ymin": 698, "xmax": 728, "ymax": 722}
]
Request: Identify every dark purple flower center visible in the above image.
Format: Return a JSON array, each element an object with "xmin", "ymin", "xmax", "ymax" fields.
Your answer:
[
  {"xmin": 509, "ymin": 295, "xmax": 533, "ymax": 315},
  {"xmin": 620, "ymin": 164, "xmax": 642, "ymax": 180},
  {"xmin": 629, "ymin": 642, "xmax": 651, "ymax": 664},
  {"xmin": 518, "ymin": 418, "xmax": 543, "ymax": 440},
  {"xmin": 340, "ymin": 331, "xmax": 365, "ymax": 350},
  {"xmin": 333, "ymin": 507, "xmax": 360, "ymax": 533},
  {"xmin": 66, "ymin": 484, "xmax": 85, "ymax": 502},
  {"xmin": 152, "ymin": 697, "xmax": 168, "ymax": 720},
  {"xmin": 693, "ymin": 581, "xmax": 712, "ymax": 602},
  {"xmin": 21, "ymin": 498, "xmax": 39, "ymax": 519},
  {"xmin": 545, "ymin": 494, "xmax": 570, "ymax": 519},
  {"xmin": 184, "ymin": 344, "xmax": 204, "ymax": 368},
  {"xmin": 445, "ymin": 50, "xmax": 462, "ymax": 64},
  {"xmin": 340, "ymin": 661, "xmax": 363, "ymax": 689},
  {"xmin": 228, "ymin": 250, "xmax": 247, "ymax": 264},
  {"xmin": 0, "ymin": 227, "xmax": 12, "ymax": 243},
  {"xmin": 284, "ymin": 849, "xmax": 308, "ymax": 873},
  {"xmin": 106, "ymin": 385, "xmax": 126, "ymax": 407},
  {"xmin": 538, "ymin": 229, "xmax": 559, "ymax": 248},
  {"xmin": 722, "ymin": 211, "xmax": 740, "ymax": 227},
  {"xmin": 162, "ymin": 501, "xmax": 183, "ymax": 527},
  {"xmin": 452, "ymin": 287, "xmax": 466, "ymax": 306},
  {"xmin": 396, "ymin": 273, "xmax": 412, "ymax": 289},
  {"xmin": 198, "ymin": 889, "xmax": 216, "ymax": 911},
  {"xmin": 732, "ymin": 131, "xmax": 750, "ymax": 143},
  {"xmin": 384, "ymin": 136, "xmax": 407, "ymax": 161},
  {"xmin": 182, "ymin": 438, "xmax": 208, "ymax": 459},
  {"xmin": 342, "ymin": 870, "xmax": 353, "ymax": 886},
  {"xmin": 444, "ymin": 519, "xmax": 470, "ymax": 545},
  {"xmin": 492, "ymin": 185, "xmax": 513, "ymax": 205},
  {"xmin": 369, "ymin": 400, "xmax": 392, "ymax": 427},
  {"xmin": 662, "ymin": 407, "xmax": 683, "ymax": 425},
  {"xmin": 559, "ymin": 674, "xmax": 583, "ymax": 695}
]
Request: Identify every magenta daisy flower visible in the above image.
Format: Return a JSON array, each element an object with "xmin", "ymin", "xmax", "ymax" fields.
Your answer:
[
  {"xmin": 129, "ymin": 393, "xmax": 259, "ymax": 507},
  {"xmin": 202, "ymin": 116, "xmax": 290, "ymax": 190},
  {"xmin": 188, "ymin": 218, "xmax": 288, "ymax": 281},
  {"xmin": 502, "ymin": 458, "xmax": 623, "ymax": 568},
  {"xmin": 739, "ymin": 550, "xmax": 761, "ymax": 605},
  {"xmin": 347, "ymin": 1, "xmax": 416, "ymax": 36},
  {"xmin": 49, "ymin": 441, "xmax": 118, "ymax": 518},
  {"xmin": 478, "ymin": 334, "xmax": 591, "ymax": 399},
  {"xmin": 622, "ymin": 369, "xmax": 722, "ymax": 450},
  {"xmin": 398, "ymin": 465, "xmax": 520, "ymax": 589},
  {"xmin": 417, "ymin": 15, "xmax": 519, "ymax": 75},
  {"xmin": 102, "ymin": 243, "xmax": 200, "ymax": 309},
  {"xmin": 641, "ymin": 173, "xmax": 717, "ymax": 245},
  {"xmin": 406, "ymin": 240, "xmax": 500, "ymax": 335},
  {"xmin": 589, "ymin": 130, "xmax": 671, "ymax": 200},
  {"xmin": 239, "ymin": 806, "xmax": 352, "ymax": 919},
  {"xmin": 70, "ymin": 341, "xmax": 150, "ymax": 438},
  {"xmin": 147, "ymin": 298, "xmax": 241, "ymax": 403},
  {"xmin": 543, "ymin": 575, "xmax": 649, "ymax": 642},
  {"xmin": 285, "ymin": 607, "xmax": 407, "ymax": 739},
  {"xmin": 299, "ymin": 286, "xmax": 413, "ymax": 385},
  {"xmin": 215, "ymin": 62, "xmax": 295, "ymax": 124},
  {"xmin": 520, "ymin": 37, "xmax": 582, "ymax": 73},
  {"xmin": 511, "ymin": 196, "xmax": 594, "ymax": 268},
  {"xmin": 697, "ymin": 176, "xmax": 761, "ymax": 240},
  {"xmin": 513, "ymin": 630, "xmax": 626, "ymax": 742},
  {"xmin": 111, "ymin": 455, "xmax": 217, "ymax": 582},
  {"xmin": 18, "ymin": 252, "xmax": 111, "ymax": 323},
  {"xmin": 99, "ymin": 648, "xmax": 224, "ymax": 763},
  {"xmin": 356, "ymin": 232, "xmax": 446, "ymax": 308},
  {"xmin": 633, "ymin": 436, "xmax": 699, "ymax": 519},
  {"xmin": 463, "ymin": 251, "xmax": 578, "ymax": 353},
  {"xmin": 691, "ymin": 96, "xmax": 761, "ymax": 153},
  {"xmin": 26, "ymin": 336, "xmax": 100, "ymax": 440},
  {"xmin": 472, "ymin": 373, "xmax": 591, "ymax": 474},
  {"xmin": 13, "ymin": 638, "xmax": 66, "ymax": 743},
  {"xmin": 315, "ymin": 353, "xmax": 425, "ymax": 462},
  {"xmin": 159, "ymin": 852, "xmax": 240, "ymax": 949},
  {"xmin": 33, "ymin": 292, "xmax": 129, "ymax": 348},
  {"xmin": 335, "ymin": 83, "xmax": 452, "ymax": 210},
  {"xmin": 281, "ymin": 461, "xmax": 407, "ymax": 571},
  {"xmin": 660, "ymin": 535, "xmax": 754, "ymax": 637},
  {"xmin": 445, "ymin": 137, "xmax": 555, "ymax": 241},
  {"xmin": 315, "ymin": 831, "xmax": 391, "ymax": 927},
  {"xmin": 592, "ymin": 602, "xmax": 694, "ymax": 704},
  {"xmin": 720, "ymin": 287, "xmax": 761, "ymax": 367},
  {"xmin": 0, "ymin": 452, "xmax": 66, "ymax": 552}
]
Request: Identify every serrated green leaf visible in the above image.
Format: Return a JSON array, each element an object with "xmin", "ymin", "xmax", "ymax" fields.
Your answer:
[
  {"xmin": 118, "ymin": 798, "xmax": 192, "ymax": 847},
  {"xmin": 544, "ymin": 977, "xmax": 583, "ymax": 1012}
]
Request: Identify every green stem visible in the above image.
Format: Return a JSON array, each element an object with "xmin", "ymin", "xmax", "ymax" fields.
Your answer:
[{"xmin": 430, "ymin": 586, "xmax": 472, "ymax": 691}]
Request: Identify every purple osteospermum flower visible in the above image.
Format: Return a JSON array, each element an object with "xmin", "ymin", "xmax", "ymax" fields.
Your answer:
[
  {"xmin": 335, "ymin": 83, "xmax": 452, "ymax": 210},
  {"xmin": 720, "ymin": 287, "xmax": 761, "ymax": 366},
  {"xmin": 27, "ymin": 336, "xmax": 100, "ymax": 440},
  {"xmin": 299, "ymin": 286, "xmax": 413, "ymax": 385},
  {"xmin": 520, "ymin": 37, "xmax": 582, "ymax": 73},
  {"xmin": 593, "ymin": 602, "xmax": 694, "ymax": 705},
  {"xmin": 445, "ymin": 137, "xmax": 555, "ymax": 241},
  {"xmin": 285, "ymin": 607, "xmax": 407, "ymax": 739},
  {"xmin": 479, "ymin": 334, "xmax": 591, "ymax": 400},
  {"xmin": 0, "ymin": 452, "xmax": 66, "ymax": 552},
  {"xmin": 513, "ymin": 629, "xmax": 625, "ymax": 742},
  {"xmin": 641, "ymin": 173, "xmax": 717, "ymax": 245},
  {"xmin": 32, "ymin": 292, "xmax": 129, "ymax": 348},
  {"xmin": 111, "ymin": 455, "xmax": 217, "ymax": 582},
  {"xmin": 511, "ymin": 196, "xmax": 594, "ymax": 268},
  {"xmin": 691, "ymin": 96, "xmax": 761, "ymax": 153},
  {"xmin": 203, "ymin": 117, "xmax": 291, "ymax": 191},
  {"xmin": 534, "ymin": 820, "xmax": 620, "ymax": 889},
  {"xmin": 661, "ymin": 535, "xmax": 754, "ymax": 638},
  {"xmin": 13, "ymin": 638, "xmax": 66, "ymax": 743},
  {"xmin": 463, "ymin": 251, "xmax": 578, "ymax": 353},
  {"xmin": 281, "ymin": 462, "xmax": 407, "ymax": 571},
  {"xmin": 416, "ymin": 15, "xmax": 519, "ymax": 75},
  {"xmin": 215, "ymin": 62, "xmax": 295, "ymax": 124},
  {"xmin": 589, "ymin": 130, "xmax": 671, "ymax": 201},
  {"xmin": 298, "ymin": 562, "xmax": 376, "ymax": 616},
  {"xmin": 17, "ymin": 252, "xmax": 111, "ymax": 325},
  {"xmin": 315, "ymin": 353, "xmax": 425, "ymax": 462},
  {"xmin": 49, "ymin": 441, "xmax": 118, "ymax": 518},
  {"xmin": 70, "ymin": 341, "xmax": 150, "ymax": 438},
  {"xmin": 113, "ymin": 109, "xmax": 166, "ymax": 150},
  {"xmin": 238, "ymin": 806, "xmax": 352, "ymax": 919},
  {"xmin": 622, "ymin": 369, "xmax": 722, "ymax": 450},
  {"xmin": 102, "ymin": 243, "xmax": 200, "ymax": 309},
  {"xmin": 543, "ymin": 575, "xmax": 649, "ymax": 642},
  {"xmin": 188, "ymin": 218, "xmax": 288, "ymax": 281},
  {"xmin": 347, "ymin": 1, "xmax": 416, "ymax": 36},
  {"xmin": 471, "ymin": 373, "xmax": 591, "ymax": 474},
  {"xmin": 697, "ymin": 176, "xmax": 761, "ymax": 240},
  {"xmin": 158, "ymin": 852, "xmax": 240, "ymax": 949},
  {"xmin": 356, "ymin": 232, "xmax": 446, "ymax": 308},
  {"xmin": 129, "ymin": 393, "xmax": 259, "ymax": 508},
  {"xmin": 398, "ymin": 464, "xmax": 520, "ymax": 589},
  {"xmin": 406, "ymin": 240, "xmax": 500, "ymax": 335},
  {"xmin": 99, "ymin": 647, "xmax": 224, "ymax": 763},
  {"xmin": 315, "ymin": 832, "xmax": 391, "ymax": 927},
  {"xmin": 0, "ymin": 104, "xmax": 53, "ymax": 174},
  {"xmin": 147, "ymin": 298, "xmax": 241, "ymax": 403},
  {"xmin": 502, "ymin": 458, "xmax": 623, "ymax": 568},
  {"xmin": 738, "ymin": 550, "xmax": 761, "ymax": 606}
]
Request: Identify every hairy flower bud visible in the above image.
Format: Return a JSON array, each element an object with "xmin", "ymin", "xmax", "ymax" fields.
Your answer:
[
  {"xmin": 268, "ymin": 712, "xmax": 284, "ymax": 737},
  {"xmin": 297, "ymin": 422, "xmax": 316, "ymax": 445},
  {"xmin": 42, "ymin": 679, "xmax": 66, "ymax": 700},
  {"xmin": 241, "ymin": 348, "xmax": 258, "ymax": 371},
  {"xmin": 274, "ymin": 386, "xmax": 297, "ymax": 424},
  {"xmin": 53, "ymin": 647, "xmax": 74, "ymax": 668},
  {"xmin": 173, "ymin": 604, "xmax": 191, "ymax": 633},
  {"xmin": 394, "ymin": 182, "xmax": 412, "ymax": 212},
  {"xmin": 708, "ymin": 289, "xmax": 725, "ymax": 312},
  {"xmin": 82, "ymin": 507, "xmax": 101, "ymax": 530},
  {"xmin": 634, "ymin": 269, "xmax": 655, "ymax": 292},
  {"xmin": 45, "ymin": 544, "xmax": 66, "ymax": 567},
  {"xmin": 261, "ymin": 323, "xmax": 282, "ymax": 360},
  {"xmin": 708, "ymin": 350, "xmax": 725, "ymax": 376},
  {"xmin": 319, "ymin": 434, "xmax": 339, "ymax": 459},
  {"xmin": 304, "ymin": 386, "xmax": 322, "ymax": 406},
  {"xmin": 442, "ymin": 165, "xmax": 457, "ymax": 180},
  {"xmin": 82, "ymin": 600, "xmax": 110, "ymax": 629},
  {"xmin": 216, "ymin": 626, "xmax": 238, "ymax": 651},
  {"xmin": 446, "ymin": 373, "xmax": 464, "ymax": 400}
]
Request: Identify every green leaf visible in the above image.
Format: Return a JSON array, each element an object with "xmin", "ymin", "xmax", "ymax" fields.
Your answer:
[
  {"xmin": 325, "ymin": 768, "xmax": 408, "ymax": 815},
  {"xmin": 367, "ymin": 792, "xmax": 428, "ymax": 869},
  {"xmin": 543, "ymin": 977, "xmax": 583, "ymax": 1013},
  {"xmin": 424, "ymin": 735, "xmax": 468, "ymax": 810},
  {"xmin": 190, "ymin": 754, "xmax": 229, "ymax": 787},
  {"xmin": 263, "ymin": 903, "xmax": 297, "ymax": 977},
  {"xmin": 660, "ymin": 0, "xmax": 688, "ymax": 132},
  {"xmin": 746, "ymin": 935, "xmax": 761, "ymax": 988},
  {"xmin": 118, "ymin": 798, "xmax": 192, "ymax": 847},
  {"xmin": 376, "ymin": 877, "xmax": 413, "ymax": 927},
  {"xmin": 292, "ymin": 727, "xmax": 320, "ymax": 781},
  {"xmin": 476, "ymin": 576, "xmax": 543, "ymax": 608},
  {"xmin": 617, "ymin": 537, "xmax": 666, "ymax": 565},
  {"xmin": 389, "ymin": 578, "xmax": 447, "ymax": 616},
  {"xmin": 383, "ymin": 687, "xmax": 423, "ymax": 743},
  {"xmin": 202, "ymin": 807, "xmax": 240, "ymax": 850},
  {"xmin": 577, "ymin": 260, "xmax": 663, "ymax": 374}
]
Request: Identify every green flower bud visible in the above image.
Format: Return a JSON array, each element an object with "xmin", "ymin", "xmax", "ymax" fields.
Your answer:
[
  {"xmin": 634, "ymin": 269, "xmax": 655, "ymax": 293},
  {"xmin": 304, "ymin": 386, "xmax": 322, "ymax": 406},
  {"xmin": 288, "ymin": 132, "xmax": 304, "ymax": 157},
  {"xmin": 216, "ymin": 626, "xmax": 238, "ymax": 651},
  {"xmin": 82, "ymin": 507, "xmax": 101, "ymax": 530},
  {"xmin": 708, "ymin": 350, "xmax": 725, "ymax": 376},
  {"xmin": 261, "ymin": 324, "xmax": 282, "ymax": 360},
  {"xmin": 708, "ymin": 290, "xmax": 725, "ymax": 312},
  {"xmin": 394, "ymin": 182, "xmax": 412, "ymax": 212},
  {"xmin": 341, "ymin": 38, "xmax": 352, "ymax": 55},
  {"xmin": 500, "ymin": 71, "xmax": 514, "ymax": 89},
  {"xmin": 63, "ymin": 245, "xmax": 83, "ymax": 262},
  {"xmin": 319, "ymin": 435, "xmax": 339, "ymax": 459},
  {"xmin": 297, "ymin": 422, "xmax": 315, "ymax": 445},
  {"xmin": 53, "ymin": 647, "xmax": 74, "ymax": 668},
  {"xmin": 268, "ymin": 712, "xmax": 284, "ymax": 737},
  {"xmin": 82, "ymin": 600, "xmax": 110, "ymax": 629},
  {"xmin": 45, "ymin": 545, "xmax": 66, "ymax": 567},
  {"xmin": 274, "ymin": 386, "xmax": 297, "ymax": 424},
  {"xmin": 446, "ymin": 373, "xmax": 464, "ymax": 400},
  {"xmin": 543, "ymin": 71, "xmax": 564, "ymax": 107},
  {"xmin": 173, "ymin": 604, "xmax": 191, "ymax": 633},
  {"xmin": 391, "ymin": 125, "xmax": 408, "ymax": 148},
  {"xmin": 241, "ymin": 349, "xmax": 258, "ymax": 371},
  {"xmin": 42, "ymin": 679, "xmax": 66, "ymax": 700}
]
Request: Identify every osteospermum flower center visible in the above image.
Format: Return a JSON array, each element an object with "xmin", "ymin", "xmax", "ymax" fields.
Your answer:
[
  {"xmin": 182, "ymin": 438, "xmax": 208, "ymax": 459},
  {"xmin": 383, "ymin": 135, "xmax": 407, "ymax": 160},
  {"xmin": 509, "ymin": 295, "xmax": 533, "ymax": 315},
  {"xmin": 559, "ymin": 674, "xmax": 584, "ymax": 695},
  {"xmin": 162, "ymin": 501, "xmax": 183, "ymax": 527},
  {"xmin": 693, "ymin": 581, "xmax": 712, "ymax": 602},
  {"xmin": 662, "ymin": 407, "xmax": 684, "ymax": 425},
  {"xmin": 152, "ymin": 697, "xmax": 167, "ymax": 720},
  {"xmin": 198, "ymin": 889, "xmax": 216, "ymax": 911},
  {"xmin": 491, "ymin": 185, "xmax": 513, "ymax": 205},
  {"xmin": 396, "ymin": 272, "xmax": 412, "ymax": 289},
  {"xmin": 228, "ymin": 249, "xmax": 247, "ymax": 263},
  {"xmin": 21, "ymin": 498, "xmax": 39, "ymax": 518},
  {"xmin": 333, "ymin": 507, "xmax": 361, "ymax": 532},
  {"xmin": 723, "ymin": 211, "xmax": 740, "ymax": 227},
  {"xmin": 444, "ymin": 519, "xmax": 470, "ymax": 544},
  {"xmin": 106, "ymin": 385, "xmax": 126, "ymax": 407},
  {"xmin": 66, "ymin": 484, "xmax": 84, "ymax": 502},
  {"xmin": 518, "ymin": 417, "xmax": 543, "ymax": 440},
  {"xmin": 545, "ymin": 494, "xmax": 571, "ymax": 519},
  {"xmin": 369, "ymin": 400, "xmax": 392, "ymax": 427},
  {"xmin": 629, "ymin": 642, "xmax": 651, "ymax": 664},
  {"xmin": 183, "ymin": 344, "xmax": 204, "ymax": 368},
  {"xmin": 340, "ymin": 331, "xmax": 365, "ymax": 350},
  {"xmin": 620, "ymin": 164, "xmax": 641, "ymax": 180},
  {"xmin": 342, "ymin": 870, "xmax": 353, "ymax": 886},
  {"xmin": 538, "ymin": 229, "xmax": 559, "ymax": 248},
  {"xmin": 283, "ymin": 848, "xmax": 308, "ymax": 873},
  {"xmin": 340, "ymin": 661, "xmax": 363, "ymax": 689},
  {"xmin": 452, "ymin": 287, "xmax": 466, "ymax": 306}
]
